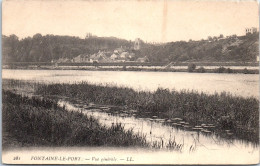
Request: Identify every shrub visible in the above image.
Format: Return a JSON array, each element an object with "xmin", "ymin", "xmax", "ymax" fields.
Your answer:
[
  {"xmin": 226, "ymin": 68, "xmax": 233, "ymax": 73},
  {"xmin": 197, "ymin": 66, "xmax": 205, "ymax": 73},
  {"xmin": 122, "ymin": 65, "xmax": 127, "ymax": 71},
  {"xmin": 188, "ymin": 63, "xmax": 196, "ymax": 72},
  {"xmin": 93, "ymin": 61, "xmax": 98, "ymax": 67},
  {"xmin": 243, "ymin": 68, "xmax": 249, "ymax": 74},
  {"xmin": 215, "ymin": 66, "xmax": 226, "ymax": 73}
]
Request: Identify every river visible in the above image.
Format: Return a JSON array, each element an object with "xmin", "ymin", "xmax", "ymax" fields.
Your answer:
[
  {"xmin": 2, "ymin": 69, "xmax": 259, "ymax": 164},
  {"xmin": 56, "ymin": 99, "xmax": 259, "ymax": 164},
  {"xmin": 2, "ymin": 69, "xmax": 259, "ymax": 98}
]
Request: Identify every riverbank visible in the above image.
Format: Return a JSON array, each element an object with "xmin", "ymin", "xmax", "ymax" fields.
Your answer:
[
  {"xmin": 3, "ymin": 79, "xmax": 259, "ymax": 144},
  {"xmin": 3, "ymin": 65, "xmax": 259, "ymax": 74},
  {"xmin": 2, "ymin": 90, "xmax": 149, "ymax": 148}
]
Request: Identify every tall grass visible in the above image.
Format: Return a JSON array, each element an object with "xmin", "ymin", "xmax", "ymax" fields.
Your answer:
[
  {"xmin": 2, "ymin": 90, "xmax": 148, "ymax": 148},
  {"xmin": 34, "ymin": 82, "xmax": 259, "ymax": 143}
]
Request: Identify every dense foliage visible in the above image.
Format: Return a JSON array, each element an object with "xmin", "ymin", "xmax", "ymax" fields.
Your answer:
[
  {"xmin": 2, "ymin": 32, "xmax": 259, "ymax": 63},
  {"xmin": 140, "ymin": 33, "xmax": 259, "ymax": 62},
  {"xmin": 2, "ymin": 34, "xmax": 133, "ymax": 62}
]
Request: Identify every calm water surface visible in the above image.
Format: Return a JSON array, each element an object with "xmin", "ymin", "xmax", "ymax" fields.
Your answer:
[
  {"xmin": 2, "ymin": 69, "xmax": 259, "ymax": 98},
  {"xmin": 2, "ymin": 69, "xmax": 259, "ymax": 161},
  {"xmin": 58, "ymin": 100, "xmax": 259, "ymax": 160}
]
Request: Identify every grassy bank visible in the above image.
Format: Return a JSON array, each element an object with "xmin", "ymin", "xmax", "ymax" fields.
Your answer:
[
  {"xmin": 34, "ymin": 82, "xmax": 259, "ymax": 143},
  {"xmin": 3, "ymin": 65, "xmax": 259, "ymax": 74},
  {"xmin": 2, "ymin": 90, "xmax": 148, "ymax": 148}
]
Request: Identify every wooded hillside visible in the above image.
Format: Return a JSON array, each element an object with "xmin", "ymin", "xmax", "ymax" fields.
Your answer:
[{"xmin": 2, "ymin": 32, "xmax": 259, "ymax": 63}]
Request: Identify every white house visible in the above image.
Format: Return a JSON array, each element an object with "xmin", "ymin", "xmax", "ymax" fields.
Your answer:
[
  {"xmin": 245, "ymin": 27, "xmax": 258, "ymax": 35},
  {"xmin": 120, "ymin": 52, "xmax": 129, "ymax": 59},
  {"xmin": 110, "ymin": 53, "xmax": 119, "ymax": 60}
]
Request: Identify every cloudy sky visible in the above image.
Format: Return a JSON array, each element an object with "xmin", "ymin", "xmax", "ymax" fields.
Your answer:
[{"xmin": 2, "ymin": 0, "xmax": 259, "ymax": 42}]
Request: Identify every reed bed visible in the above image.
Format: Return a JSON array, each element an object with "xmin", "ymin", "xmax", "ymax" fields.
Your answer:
[
  {"xmin": 33, "ymin": 81, "xmax": 259, "ymax": 143},
  {"xmin": 3, "ymin": 79, "xmax": 259, "ymax": 143},
  {"xmin": 151, "ymin": 137, "xmax": 186, "ymax": 152},
  {"xmin": 2, "ymin": 90, "xmax": 148, "ymax": 148}
]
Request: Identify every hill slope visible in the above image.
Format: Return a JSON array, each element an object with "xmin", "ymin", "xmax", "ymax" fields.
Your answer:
[
  {"xmin": 2, "ymin": 33, "xmax": 259, "ymax": 63},
  {"xmin": 138, "ymin": 33, "xmax": 259, "ymax": 62}
]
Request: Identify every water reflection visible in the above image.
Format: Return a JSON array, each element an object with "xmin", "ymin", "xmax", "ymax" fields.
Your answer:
[{"xmin": 58, "ymin": 100, "xmax": 258, "ymax": 154}]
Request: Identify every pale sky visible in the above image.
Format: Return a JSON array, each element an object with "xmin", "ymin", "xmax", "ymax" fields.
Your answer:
[{"xmin": 2, "ymin": 0, "xmax": 259, "ymax": 42}]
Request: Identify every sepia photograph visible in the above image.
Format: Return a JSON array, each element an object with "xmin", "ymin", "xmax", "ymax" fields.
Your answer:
[{"xmin": 1, "ymin": 0, "xmax": 259, "ymax": 164}]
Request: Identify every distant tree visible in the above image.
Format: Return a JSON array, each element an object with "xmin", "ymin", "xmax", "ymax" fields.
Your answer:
[
  {"xmin": 243, "ymin": 68, "xmax": 249, "ymax": 74},
  {"xmin": 33, "ymin": 33, "xmax": 43, "ymax": 40},
  {"xmin": 53, "ymin": 45, "xmax": 63, "ymax": 59},
  {"xmin": 219, "ymin": 34, "xmax": 224, "ymax": 39},
  {"xmin": 9, "ymin": 34, "xmax": 19, "ymax": 41},
  {"xmin": 208, "ymin": 36, "xmax": 213, "ymax": 42},
  {"xmin": 197, "ymin": 66, "xmax": 205, "ymax": 73},
  {"xmin": 2, "ymin": 32, "xmax": 258, "ymax": 63},
  {"xmin": 19, "ymin": 37, "xmax": 33, "ymax": 61},
  {"xmin": 93, "ymin": 61, "xmax": 98, "ymax": 68},
  {"xmin": 7, "ymin": 34, "xmax": 19, "ymax": 61},
  {"xmin": 188, "ymin": 63, "xmax": 196, "ymax": 72},
  {"xmin": 215, "ymin": 66, "xmax": 226, "ymax": 73},
  {"xmin": 178, "ymin": 54, "xmax": 189, "ymax": 61}
]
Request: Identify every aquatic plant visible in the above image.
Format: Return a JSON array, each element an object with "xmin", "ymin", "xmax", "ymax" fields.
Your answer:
[
  {"xmin": 2, "ymin": 90, "xmax": 148, "ymax": 148},
  {"xmin": 3, "ymin": 79, "xmax": 259, "ymax": 143},
  {"xmin": 34, "ymin": 81, "xmax": 259, "ymax": 143}
]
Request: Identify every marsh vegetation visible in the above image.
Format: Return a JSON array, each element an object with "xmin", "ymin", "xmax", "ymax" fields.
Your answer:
[
  {"xmin": 34, "ymin": 82, "xmax": 259, "ymax": 143},
  {"xmin": 3, "ymin": 79, "xmax": 258, "ymax": 144},
  {"xmin": 2, "ymin": 90, "xmax": 148, "ymax": 148}
]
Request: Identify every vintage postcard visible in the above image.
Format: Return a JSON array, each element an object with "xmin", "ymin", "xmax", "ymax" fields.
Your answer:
[{"xmin": 2, "ymin": 0, "xmax": 259, "ymax": 164}]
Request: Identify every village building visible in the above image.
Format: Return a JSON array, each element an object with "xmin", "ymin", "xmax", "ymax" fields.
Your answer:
[
  {"xmin": 89, "ymin": 54, "xmax": 100, "ymax": 62},
  {"xmin": 64, "ymin": 48, "xmax": 139, "ymax": 63},
  {"xmin": 245, "ymin": 27, "xmax": 258, "ymax": 35},
  {"xmin": 120, "ymin": 52, "xmax": 129, "ymax": 59},
  {"xmin": 136, "ymin": 56, "xmax": 149, "ymax": 62},
  {"xmin": 85, "ymin": 33, "xmax": 97, "ymax": 39},
  {"xmin": 134, "ymin": 38, "xmax": 142, "ymax": 50},
  {"xmin": 114, "ymin": 47, "xmax": 125, "ymax": 54},
  {"xmin": 115, "ymin": 57, "xmax": 126, "ymax": 62},
  {"xmin": 110, "ymin": 53, "xmax": 119, "ymax": 60},
  {"xmin": 56, "ymin": 58, "xmax": 72, "ymax": 63},
  {"xmin": 128, "ymin": 53, "xmax": 136, "ymax": 59},
  {"xmin": 89, "ymin": 51, "xmax": 111, "ymax": 62},
  {"xmin": 72, "ymin": 54, "xmax": 90, "ymax": 63}
]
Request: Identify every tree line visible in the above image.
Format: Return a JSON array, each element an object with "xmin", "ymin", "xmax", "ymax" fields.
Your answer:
[
  {"xmin": 2, "ymin": 32, "xmax": 259, "ymax": 63},
  {"xmin": 2, "ymin": 34, "xmax": 133, "ymax": 63}
]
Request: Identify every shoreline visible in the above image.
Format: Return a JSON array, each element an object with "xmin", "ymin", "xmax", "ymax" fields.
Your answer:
[
  {"xmin": 2, "ymin": 65, "xmax": 259, "ymax": 74},
  {"xmin": 2, "ymin": 90, "xmax": 150, "ymax": 149},
  {"xmin": 3, "ymin": 79, "xmax": 259, "ymax": 144}
]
